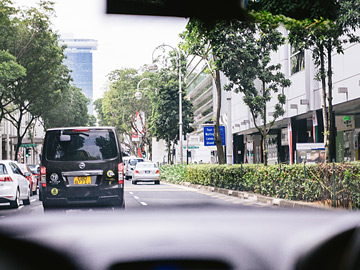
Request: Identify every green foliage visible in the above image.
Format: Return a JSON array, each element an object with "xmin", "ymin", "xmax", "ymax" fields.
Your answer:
[
  {"xmin": 248, "ymin": 0, "xmax": 339, "ymax": 20},
  {"xmin": 42, "ymin": 85, "xmax": 90, "ymax": 129},
  {"xmin": 160, "ymin": 163, "xmax": 360, "ymax": 209},
  {"xmin": 94, "ymin": 67, "xmax": 155, "ymax": 155},
  {"xmin": 0, "ymin": 0, "xmax": 73, "ymax": 160},
  {"xmin": 159, "ymin": 164, "xmax": 187, "ymax": 183},
  {"xmin": 180, "ymin": 18, "xmax": 226, "ymax": 164},
  {"xmin": 150, "ymin": 65, "xmax": 194, "ymax": 163}
]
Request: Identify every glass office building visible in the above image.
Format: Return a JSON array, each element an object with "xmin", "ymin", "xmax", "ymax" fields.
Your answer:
[{"xmin": 61, "ymin": 37, "xmax": 98, "ymax": 114}]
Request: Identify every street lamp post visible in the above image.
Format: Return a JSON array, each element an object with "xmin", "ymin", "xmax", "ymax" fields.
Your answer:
[
  {"xmin": 135, "ymin": 78, "xmax": 150, "ymax": 100},
  {"xmin": 152, "ymin": 44, "xmax": 183, "ymax": 163},
  {"xmin": 134, "ymin": 77, "xmax": 151, "ymax": 158}
]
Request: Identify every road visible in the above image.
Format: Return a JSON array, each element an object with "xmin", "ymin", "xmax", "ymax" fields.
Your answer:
[{"xmin": 0, "ymin": 180, "xmax": 276, "ymax": 218}]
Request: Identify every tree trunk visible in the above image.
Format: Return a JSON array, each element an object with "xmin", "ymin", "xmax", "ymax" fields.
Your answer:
[
  {"xmin": 262, "ymin": 81, "xmax": 268, "ymax": 166},
  {"xmin": 214, "ymin": 63, "xmax": 225, "ymax": 164},
  {"xmin": 327, "ymin": 42, "xmax": 335, "ymax": 162},
  {"xmin": 319, "ymin": 44, "xmax": 330, "ymax": 163},
  {"xmin": 167, "ymin": 135, "xmax": 171, "ymax": 164}
]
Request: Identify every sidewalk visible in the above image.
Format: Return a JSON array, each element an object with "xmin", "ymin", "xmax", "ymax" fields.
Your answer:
[{"xmin": 176, "ymin": 181, "xmax": 333, "ymax": 210}]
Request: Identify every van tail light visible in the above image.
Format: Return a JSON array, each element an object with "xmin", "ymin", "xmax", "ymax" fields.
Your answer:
[
  {"xmin": 0, "ymin": 176, "xmax": 13, "ymax": 182},
  {"xmin": 118, "ymin": 163, "xmax": 124, "ymax": 184},
  {"xmin": 40, "ymin": 166, "xmax": 47, "ymax": 187},
  {"xmin": 155, "ymin": 169, "xmax": 160, "ymax": 174},
  {"xmin": 135, "ymin": 170, "xmax": 140, "ymax": 174},
  {"xmin": 73, "ymin": 128, "xmax": 89, "ymax": 132}
]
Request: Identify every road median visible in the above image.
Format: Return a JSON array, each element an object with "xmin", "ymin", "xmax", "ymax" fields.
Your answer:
[{"xmin": 180, "ymin": 181, "xmax": 332, "ymax": 210}]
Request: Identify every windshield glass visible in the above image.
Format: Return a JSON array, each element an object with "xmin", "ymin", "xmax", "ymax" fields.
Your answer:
[
  {"xmin": 2, "ymin": 0, "xmax": 358, "ymax": 220},
  {"xmin": 0, "ymin": 164, "xmax": 7, "ymax": 175},
  {"xmin": 129, "ymin": 159, "xmax": 144, "ymax": 166},
  {"xmin": 136, "ymin": 163, "xmax": 157, "ymax": 168},
  {"xmin": 45, "ymin": 130, "xmax": 118, "ymax": 161}
]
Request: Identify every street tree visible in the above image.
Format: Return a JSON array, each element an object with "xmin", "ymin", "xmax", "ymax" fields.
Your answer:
[
  {"xmin": 96, "ymin": 68, "xmax": 155, "ymax": 156},
  {"xmin": 180, "ymin": 19, "xmax": 226, "ymax": 164},
  {"xmin": 150, "ymin": 67, "xmax": 194, "ymax": 164},
  {"xmin": 41, "ymin": 85, "xmax": 90, "ymax": 129},
  {"xmin": 252, "ymin": 0, "xmax": 360, "ymax": 162},
  {"xmin": 0, "ymin": 50, "xmax": 26, "ymax": 122},
  {"xmin": 213, "ymin": 20, "xmax": 290, "ymax": 166},
  {"xmin": 2, "ymin": 1, "xmax": 72, "ymax": 160}
]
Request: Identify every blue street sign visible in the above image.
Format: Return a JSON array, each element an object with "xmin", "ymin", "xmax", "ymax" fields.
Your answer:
[{"xmin": 203, "ymin": 126, "xmax": 225, "ymax": 146}]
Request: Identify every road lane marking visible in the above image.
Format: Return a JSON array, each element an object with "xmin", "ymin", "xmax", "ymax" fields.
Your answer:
[
  {"xmin": 129, "ymin": 192, "xmax": 134, "ymax": 195},
  {"xmin": 30, "ymin": 199, "xmax": 37, "ymax": 203},
  {"xmin": 125, "ymin": 188, "xmax": 187, "ymax": 192},
  {"xmin": 140, "ymin": 202, "xmax": 147, "ymax": 206},
  {"xmin": 18, "ymin": 205, "xmax": 24, "ymax": 209},
  {"xmin": 133, "ymin": 196, "xmax": 140, "ymax": 200}
]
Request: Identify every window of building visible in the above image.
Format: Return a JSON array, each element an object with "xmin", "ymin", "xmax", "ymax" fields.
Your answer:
[{"xmin": 290, "ymin": 46, "xmax": 305, "ymax": 75}]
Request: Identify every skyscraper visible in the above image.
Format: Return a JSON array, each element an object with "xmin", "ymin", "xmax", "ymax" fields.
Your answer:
[{"xmin": 61, "ymin": 35, "xmax": 98, "ymax": 114}]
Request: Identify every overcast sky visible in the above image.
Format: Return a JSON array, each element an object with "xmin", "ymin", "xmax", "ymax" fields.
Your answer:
[{"xmin": 13, "ymin": 0, "xmax": 188, "ymax": 100}]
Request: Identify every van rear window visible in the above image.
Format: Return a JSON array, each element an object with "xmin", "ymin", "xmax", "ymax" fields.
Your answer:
[{"xmin": 45, "ymin": 129, "xmax": 118, "ymax": 161}]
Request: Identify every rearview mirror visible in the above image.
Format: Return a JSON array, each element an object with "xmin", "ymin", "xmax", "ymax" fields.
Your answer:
[{"xmin": 60, "ymin": 135, "xmax": 71, "ymax": 142}]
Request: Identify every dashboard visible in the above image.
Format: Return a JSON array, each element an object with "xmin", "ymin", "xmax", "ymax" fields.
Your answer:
[{"xmin": 0, "ymin": 206, "xmax": 359, "ymax": 270}]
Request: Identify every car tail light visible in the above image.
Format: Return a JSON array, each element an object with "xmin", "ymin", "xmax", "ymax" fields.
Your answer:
[
  {"xmin": 155, "ymin": 169, "xmax": 160, "ymax": 174},
  {"xmin": 0, "ymin": 176, "xmax": 13, "ymax": 182},
  {"xmin": 118, "ymin": 163, "xmax": 124, "ymax": 184},
  {"xmin": 135, "ymin": 170, "xmax": 140, "ymax": 174},
  {"xmin": 40, "ymin": 166, "xmax": 46, "ymax": 187}
]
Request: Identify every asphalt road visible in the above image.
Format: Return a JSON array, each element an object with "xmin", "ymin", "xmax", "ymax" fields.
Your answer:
[{"xmin": 0, "ymin": 180, "xmax": 276, "ymax": 218}]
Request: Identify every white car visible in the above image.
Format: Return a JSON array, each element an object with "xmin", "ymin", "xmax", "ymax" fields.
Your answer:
[
  {"xmin": 125, "ymin": 157, "xmax": 144, "ymax": 180},
  {"xmin": 0, "ymin": 160, "xmax": 31, "ymax": 208},
  {"xmin": 132, "ymin": 162, "xmax": 160, "ymax": 185}
]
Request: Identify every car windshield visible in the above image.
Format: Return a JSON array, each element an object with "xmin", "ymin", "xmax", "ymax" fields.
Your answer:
[
  {"xmin": 44, "ymin": 129, "xmax": 118, "ymax": 161},
  {"xmin": 129, "ymin": 159, "xmax": 143, "ymax": 166},
  {"xmin": 136, "ymin": 163, "xmax": 157, "ymax": 169},
  {"xmin": 1, "ymin": 2, "xmax": 360, "ymax": 268}
]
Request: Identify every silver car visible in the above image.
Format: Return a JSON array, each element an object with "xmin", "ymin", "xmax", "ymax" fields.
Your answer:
[{"xmin": 132, "ymin": 162, "xmax": 160, "ymax": 185}]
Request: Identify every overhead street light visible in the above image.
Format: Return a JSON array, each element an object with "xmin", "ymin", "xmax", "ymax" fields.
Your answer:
[
  {"xmin": 152, "ymin": 44, "xmax": 184, "ymax": 163},
  {"xmin": 135, "ymin": 78, "xmax": 150, "ymax": 100}
]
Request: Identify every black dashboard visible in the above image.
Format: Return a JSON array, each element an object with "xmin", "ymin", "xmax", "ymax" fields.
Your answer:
[{"xmin": 0, "ymin": 206, "xmax": 359, "ymax": 270}]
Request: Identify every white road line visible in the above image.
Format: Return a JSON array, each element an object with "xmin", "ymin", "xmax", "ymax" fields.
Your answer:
[
  {"xmin": 129, "ymin": 192, "xmax": 134, "ymax": 195},
  {"xmin": 18, "ymin": 205, "xmax": 24, "ymax": 209},
  {"xmin": 133, "ymin": 196, "xmax": 140, "ymax": 200},
  {"xmin": 140, "ymin": 202, "xmax": 147, "ymax": 206},
  {"xmin": 30, "ymin": 199, "xmax": 37, "ymax": 203}
]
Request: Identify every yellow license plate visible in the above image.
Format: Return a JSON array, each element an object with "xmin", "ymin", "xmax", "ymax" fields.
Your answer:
[{"xmin": 74, "ymin": 176, "xmax": 91, "ymax": 185}]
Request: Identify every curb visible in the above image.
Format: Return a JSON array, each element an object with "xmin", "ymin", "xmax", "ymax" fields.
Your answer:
[{"xmin": 179, "ymin": 182, "xmax": 331, "ymax": 210}]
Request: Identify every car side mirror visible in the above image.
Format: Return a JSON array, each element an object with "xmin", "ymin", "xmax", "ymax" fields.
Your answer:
[{"xmin": 60, "ymin": 135, "xmax": 71, "ymax": 142}]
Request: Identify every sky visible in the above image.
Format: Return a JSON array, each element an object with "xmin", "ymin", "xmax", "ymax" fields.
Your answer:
[{"xmin": 13, "ymin": 0, "xmax": 188, "ymax": 100}]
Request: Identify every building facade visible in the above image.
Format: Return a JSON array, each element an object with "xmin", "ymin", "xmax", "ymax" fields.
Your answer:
[
  {"xmin": 182, "ymin": 28, "xmax": 360, "ymax": 165},
  {"xmin": 61, "ymin": 36, "xmax": 98, "ymax": 114},
  {"xmin": 0, "ymin": 115, "xmax": 44, "ymax": 164},
  {"xmin": 230, "ymin": 28, "xmax": 360, "ymax": 164}
]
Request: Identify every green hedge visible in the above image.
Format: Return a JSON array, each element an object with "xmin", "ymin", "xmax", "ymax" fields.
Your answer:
[{"xmin": 159, "ymin": 163, "xmax": 360, "ymax": 209}]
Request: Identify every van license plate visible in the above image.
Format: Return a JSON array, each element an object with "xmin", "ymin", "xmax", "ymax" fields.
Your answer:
[{"xmin": 74, "ymin": 176, "xmax": 91, "ymax": 185}]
